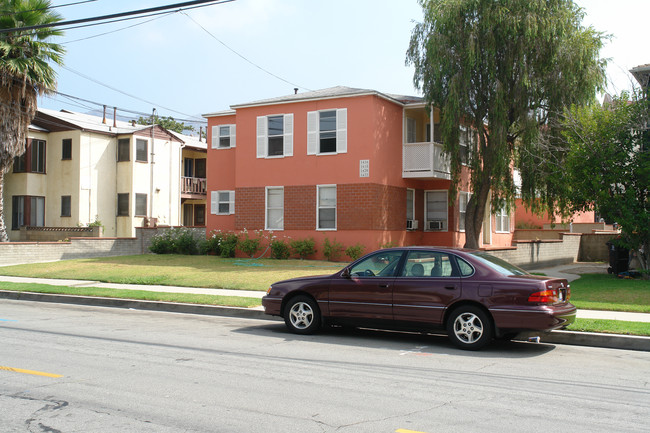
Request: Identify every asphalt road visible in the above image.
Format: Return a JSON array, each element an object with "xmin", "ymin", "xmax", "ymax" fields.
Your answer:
[{"xmin": 1, "ymin": 300, "xmax": 649, "ymax": 433}]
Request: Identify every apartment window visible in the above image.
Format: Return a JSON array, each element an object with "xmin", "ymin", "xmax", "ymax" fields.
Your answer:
[
  {"xmin": 406, "ymin": 188, "xmax": 415, "ymax": 221},
  {"xmin": 62, "ymin": 139, "xmax": 72, "ymax": 160},
  {"xmin": 117, "ymin": 138, "xmax": 130, "ymax": 161},
  {"xmin": 211, "ymin": 190, "xmax": 234, "ymax": 215},
  {"xmin": 184, "ymin": 158, "xmax": 194, "ymax": 177},
  {"xmin": 135, "ymin": 139, "xmax": 148, "ymax": 162},
  {"xmin": 257, "ymin": 114, "xmax": 293, "ymax": 158},
  {"xmin": 135, "ymin": 193, "xmax": 147, "ymax": 216},
  {"xmin": 194, "ymin": 204, "xmax": 205, "ymax": 226},
  {"xmin": 317, "ymin": 185, "xmax": 337, "ymax": 230},
  {"xmin": 13, "ymin": 153, "xmax": 26, "ymax": 172},
  {"xmin": 117, "ymin": 193, "xmax": 129, "ymax": 216},
  {"xmin": 31, "ymin": 139, "xmax": 46, "ymax": 173},
  {"xmin": 459, "ymin": 192, "xmax": 470, "ymax": 232},
  {"xmin": 12, "ymin": 196, "xmax": 44, "ymax": 230},
  {"xmin": 425, "ymin": 190, "xmax": 448, "ymax": 231},
  {"xmin": 406, "ymin": 118, "xmax": 417, "ymax": 143},
  {"xmin": 211, "ymin": 124, "xmax": 236, "ymax": 149},
  {"xmin": 495, "ymin": 206, "xmax": 510, "ymax": 233},
  {"xmin": 61, "ymin": 195, "xmax": 71, "ymax": 217},
  {"xmin": 459, "ymin": 125, "xmax": 475, "ymax": 165},
  {"xmin": 307, "ymin": 109, "xmax": 347, "ymax": 155},
  {"xmin": 266, "ymin": 187, "xmax": 284, "ymax": 230},
  {"xmin": 195, "ymin": 159, "xmax": 206, "ymax": 178}
]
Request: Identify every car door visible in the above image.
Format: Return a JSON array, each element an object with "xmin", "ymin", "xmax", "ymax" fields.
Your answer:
[
  {"xmin": 392, "ymin": 250, "xmax": 462, "ymax": 326},
  {"xmin": 328, "ymin": 250, "xmax": 405, "ymax": 320}
]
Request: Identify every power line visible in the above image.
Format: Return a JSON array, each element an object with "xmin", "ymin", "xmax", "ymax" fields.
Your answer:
[
  {"xmin": 181, "ymin": 11, "xmax": 312, "ymax": 92},
  {"xmin": 0, "ymin": 0, "xmax": 98, "ymax": 15},
  {"xmin": 0, "ymin": 0, "xmax": 235, "ymax": 34},
  {"xmin": 62, "ymin": 12, "xmax": 173, "ymax": 44}
]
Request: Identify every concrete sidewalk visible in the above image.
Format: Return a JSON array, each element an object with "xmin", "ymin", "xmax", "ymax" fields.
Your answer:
[{"xmin": 1, "ymin": 264, "xmax": 649, "ymax": 351}]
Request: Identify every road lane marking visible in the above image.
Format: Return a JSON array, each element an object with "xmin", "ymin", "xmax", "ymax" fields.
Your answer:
[
  {"xmin": 396, "ymin": 430, "xmax": 429, "ymax": 433},
  {"xmin": 0, "ymin": 365, "xmax": 63, "ymax": 378}
]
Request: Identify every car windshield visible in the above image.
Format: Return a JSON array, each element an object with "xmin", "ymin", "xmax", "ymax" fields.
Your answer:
[{"xmin": 468, "ymin": 252, "xmax": 529, "ymax": 276}]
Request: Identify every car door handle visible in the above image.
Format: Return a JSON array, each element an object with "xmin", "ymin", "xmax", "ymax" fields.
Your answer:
[
  {"xmin": 379, "ymin": 284, "xmax": 390, "ymax": 288},
  {"xmin": 444, "ymin": 286, "xmax": 456, "ymax": 290}
]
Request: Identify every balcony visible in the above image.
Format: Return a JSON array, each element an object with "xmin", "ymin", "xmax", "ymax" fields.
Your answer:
[
  {"xmin": 181, "ymin": 176, "xmax": 206, "ymax": 199},
  {"xmin": 402, "ymin": 141, "xmax": 451, "ymax": 180}
]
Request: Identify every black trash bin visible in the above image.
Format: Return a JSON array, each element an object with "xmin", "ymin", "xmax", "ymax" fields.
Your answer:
[{"xmin": 606, "ymin": 241, "xmax": 629, "ymax": 275}]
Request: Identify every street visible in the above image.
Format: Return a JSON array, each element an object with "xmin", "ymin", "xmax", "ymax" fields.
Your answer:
[{"xmin": 1, "ymin": 300, "xmax": 649, "ymax": 433}]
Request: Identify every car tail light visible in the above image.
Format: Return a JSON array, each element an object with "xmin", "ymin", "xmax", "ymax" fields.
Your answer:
[{"xmin": 528, "ymin": 289, "xmax": 559, "ymax": 304}]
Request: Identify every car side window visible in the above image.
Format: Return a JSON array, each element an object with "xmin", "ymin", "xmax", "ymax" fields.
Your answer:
[
  {"xmin": 349, "ymin": 251, "xmax": 403, "ymax": 277},
  {"xmin": 401, "ymin": 251, "xmax": 456, "ymax": 277},
  {"xmin": 456, "ymin": 257, "xmax": 474, "ymax": 277}
]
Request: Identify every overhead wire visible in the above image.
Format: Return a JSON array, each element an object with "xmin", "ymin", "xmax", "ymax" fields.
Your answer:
[{"xmin": 0, "ymin": 0, "xmax": 98, "ymax": 15}]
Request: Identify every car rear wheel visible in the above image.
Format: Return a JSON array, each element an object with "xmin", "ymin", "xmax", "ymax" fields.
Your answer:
[
  {"xmin": 284, "ymin": 295, "xmax": 321, "ymax": 334},
  {"xmin": 447, "ymin": 306, "xmax": 493, "ymax": 350}
]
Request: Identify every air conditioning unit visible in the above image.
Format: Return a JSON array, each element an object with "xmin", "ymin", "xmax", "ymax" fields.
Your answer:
[
  {"xmin": 406, "ymin": 219, "xmax": 419, "ymax": 230},
  {"xmin": 427, "ymin": 220, "xmax": 444, "ymax": 231}
]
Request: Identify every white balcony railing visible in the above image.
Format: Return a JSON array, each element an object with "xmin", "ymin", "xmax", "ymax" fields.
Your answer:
[{"xmin": 402, "ymin": 141, "xmax": 451, "ymax": 179}]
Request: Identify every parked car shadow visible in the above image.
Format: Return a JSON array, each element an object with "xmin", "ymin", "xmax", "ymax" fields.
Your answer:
[{"xmin": 235, "ymin": 322, "xmax": 557, "ymax": 359}]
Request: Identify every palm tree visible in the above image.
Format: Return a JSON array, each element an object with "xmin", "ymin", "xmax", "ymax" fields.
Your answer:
[{"xmin": 0, "ymin": 0, "xmax": 64, "ymax": 241}]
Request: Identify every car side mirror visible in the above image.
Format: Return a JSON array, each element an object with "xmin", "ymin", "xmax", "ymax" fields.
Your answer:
[{"xmin": 341, "ymin": 268, "xmax": 351, "ymax": 279}]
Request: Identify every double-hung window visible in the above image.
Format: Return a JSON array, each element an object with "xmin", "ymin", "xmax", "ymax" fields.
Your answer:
[
  {"xmin": 459, "ymin": 192, "xmax": 468, "ymax": 232},
  {"xmin": 257, "ymin": 114, "xmax": 293, "ymax": 158},
  {"xmin": 62, "ymin": 139, "xmax": 72, "ymax": 160},
  {"xmin": 135, "ymin": 194, "xmax": 148, "ymax": 216},
  {"xmin": 117, "ymin": 138, "xmax": 130, "ymax": 161},
  {"xmin": 117, "ymin": 193, "xmax": 129, "ymax": 216},
  {"xmin": 211, "ymin": 125, "xmax": 236, "ymax": 149},
  {"xmin": 317, "ymin": 185, "xmax": 337, "ymax": 230},
  {"xmin": 14, "ymin": 139, "xmax": 46, "ymax": 173},
  {"xmin": 211, "ymin": 191, "xmax": 235, "ymax": 215},
  {"xmin": 406, "ymin": 188, "xmax": 415, "ymax": 229},
  {"xmin": 425, "ymin": 190, "xmax": 448, "ymax": 231},
  {"xmin": 61, "ymin": 195, "xmax": 71, "ymax": 217},
  {"xmin": 135, "ymin": 139, "xmax": 148, "ymax": 162},
  {"xmin": 11, "ymin": 196, "xmax": 44, "ymax": 230},
  {"xmin": 495, "ymin": 206, "xmax": 510, "ymax": 233},
  {"xmin": 266, "ymin": 187, "xmax": 284, "ymax": 230},
  {"xmin": 307, "ymin": 109, "xmax": 347, "ymax": 155}
]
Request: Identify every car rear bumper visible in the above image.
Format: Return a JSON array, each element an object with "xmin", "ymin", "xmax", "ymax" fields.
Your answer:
[{"xmin": 490, "ymin": 303, "xmax": 577, "ymax": 332}]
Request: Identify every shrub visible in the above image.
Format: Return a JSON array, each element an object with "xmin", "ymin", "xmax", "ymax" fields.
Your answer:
[
  {"xmin": 323, "ymin": 237, "xmax": 344, "ymax": 261},
  {"xmin": 345, "ymin": 243, "xmax": 365, "ymax": 261},
  {"xmin": 149, "ymin": 227, "xmax": 200, "ymax": 255},
  {"xmin": 270, "ymin": 239, "xmax": 291, "ymax": 260},
  {"xmin": 220, "ymin": 232, "xmax": 239, "ymax": 258},
  {"xmin": 201, "ymin": 230, "xmax": 224, "ymax": 255},
  {"xmin": 379, "ymin": 241, "xmax": 397, "ymax": 249},
  {"xmin": 238, "ymin": 229, "xmax": 261, "ymax": 258},
  {"xmin": 290, "ymin": 238, "xmax": 316, "ymax": 259}
]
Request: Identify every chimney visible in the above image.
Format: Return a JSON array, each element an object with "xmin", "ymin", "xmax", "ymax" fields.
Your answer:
[
  {"xmin": 102, "ymin": 105, "xmax": 107, "ymax": 124},
  {"xmin": 113, "ymin": 107, "xmax": 117, "ymax": 127},
  {"xmin": 294, "ymin": 88, "xmax": 298, "ymax": 94}
]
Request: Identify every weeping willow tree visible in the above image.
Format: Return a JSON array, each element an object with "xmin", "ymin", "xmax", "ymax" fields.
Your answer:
[
  {"xmin": 0, "ymin": 0, "xmax": 64, "ymax": 241},
  {"xmin": 406, "ymin": 0, "xmax": 606, "ymax": 248}
]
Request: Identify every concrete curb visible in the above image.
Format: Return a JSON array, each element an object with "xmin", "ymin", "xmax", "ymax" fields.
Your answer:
[{"xmin": 2, "ymin": 290, "xmax": 649, "ymax": 352}]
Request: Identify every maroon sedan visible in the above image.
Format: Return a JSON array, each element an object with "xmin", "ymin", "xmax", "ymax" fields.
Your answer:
[{"xmin": 262, "ymin": 247, "xmax": 576, "ymax": 350}]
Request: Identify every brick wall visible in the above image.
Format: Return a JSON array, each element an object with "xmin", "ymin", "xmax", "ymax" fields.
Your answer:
[
  {"xmin": 489, "ymin": 233, "xmax": 582, "ymax": 269},
  {"xmin": 579, "ymin": 233, "xmax": 616, "ymax": 262},
  {"xmin": 235, "ymin": 187, "xmax": 265, "ymax": 230},
  {"xmin": 19, "ymin": 226, "xmax": 102, "ymax": 241},
  {"xmin": 285, "ymin": 185, "xmax": 316, "ymax": 229},
  {"xmin": 338, "ymin": 183, "xmax": 406, "ymax": 231}
]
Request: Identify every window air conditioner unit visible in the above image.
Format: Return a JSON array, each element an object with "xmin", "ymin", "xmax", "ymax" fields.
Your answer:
[
  {"xmin": 406, "ymin": 219, "xmax": 418, "ymax": 230},
  {"xmin": 428, "ymin": 220, "xmax": 444, "ymax": 230}
]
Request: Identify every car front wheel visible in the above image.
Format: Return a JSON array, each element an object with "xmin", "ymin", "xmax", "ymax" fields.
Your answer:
[
  {"xmin": 447, "ymin": 306, "xmax": 493, "ymax": 350},
  {"xmin": 284, "ymin": 295, "xmax": 321, "ymax": 334}
]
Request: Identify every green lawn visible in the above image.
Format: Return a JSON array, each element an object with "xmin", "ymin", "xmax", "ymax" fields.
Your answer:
[
  {"xmin": 569, "ymin": 274, "xmax": 650, "ymax": 313},
  {"xmin": 567, "ymin": 318, "xmax": 650, "ymax": 336},
  {"xmin": 0, "ymin": 255, "xmax": 345, "ymax": 291}
]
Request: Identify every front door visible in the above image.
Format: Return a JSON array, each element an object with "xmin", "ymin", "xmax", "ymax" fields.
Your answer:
[{"xmin": 328, "ymin": 250, "xmax": 404, "ymax": 321}]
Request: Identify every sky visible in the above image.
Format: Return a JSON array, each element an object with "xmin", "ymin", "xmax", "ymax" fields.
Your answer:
[{"xmin": 38, "ymin": 0, "xmax": 648, "ymax": 127}]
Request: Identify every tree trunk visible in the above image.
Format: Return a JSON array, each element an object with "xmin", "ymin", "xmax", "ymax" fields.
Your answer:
[
  {"xmin": 463, "ymin": 174, "xmax": 492, "ymax": 249},
  {"xmin": 0, "ymin": 163, "xmax": 9, "ymax": 242}
]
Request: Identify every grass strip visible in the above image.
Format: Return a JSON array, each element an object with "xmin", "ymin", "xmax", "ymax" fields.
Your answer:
[
  {"xmin": 0, "ymin": 282, "xmax": 262, "ymax": 308},
  {"xmin": 567, "ymin": 318, "xmax": 650, "ymax": 337},
  {"xmin": 570, "ymin": 274, "xmax": 650, "ymax": 313}
]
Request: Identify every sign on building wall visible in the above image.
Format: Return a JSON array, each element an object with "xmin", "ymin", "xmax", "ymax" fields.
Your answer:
[{"xmin": 359, "ymin": 159, "xmax": 370, "ymax": 178}]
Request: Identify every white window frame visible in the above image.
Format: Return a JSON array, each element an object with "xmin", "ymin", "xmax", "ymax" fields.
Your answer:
[
  {"xmin": 211, "ymin": 190, "xmax": 235, "ymax": 215},
  {"xmin": 265, "ymin": 186, "xmax": 284, "ymax": 230},
  {"xmin": 307, "ymin": 109, "xmax": 347, "ymax": 155},
  {"xmin": 406, "ymin": 188, "xmax": 415, "ymax": 221},
  {"xmin": 257, "ymin": 114, "xmax": 293, "ymax": 158},
  {"xmin": 317, "ymin": 185, "xmax": 337, "ymax": 231},
  {"xmin": 424, "ymin": 190, "xmax": 448, "ymax": 232},
  {"xmin": 495, "ymin": 206, "xmax": 510, "ymax": 233},
  {"xmin": 459, "ymin": 191, "xmax": 470, "ymax": 232},
  {"xmin": 211, "ymin": 124, "xmax": 236, "ymax": 149}
]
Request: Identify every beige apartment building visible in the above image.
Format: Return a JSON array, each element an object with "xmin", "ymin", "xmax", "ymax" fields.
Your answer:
[{"xmin": 3, "ymin": 108, "xmax": 207, "ymax": 240}]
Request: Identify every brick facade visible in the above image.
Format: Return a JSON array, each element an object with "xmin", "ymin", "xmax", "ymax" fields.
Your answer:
[
  {"xmin": 338, "ymin": 184, "xmax": 406, "ymax": 231},
  {"xmin": 235, "ymin": 187, "xmax": 265, "ymax": 230},
  {"xmin": 285, "ymin": 185, "xmax": 317, "ymax": 230}
]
